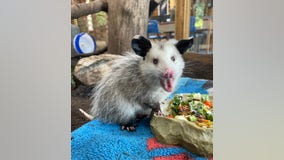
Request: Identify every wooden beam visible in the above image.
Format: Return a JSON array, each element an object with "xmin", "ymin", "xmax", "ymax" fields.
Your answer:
[{"xmin": 175, "ymin": 0, "xmax": 191, "ymax": 40}]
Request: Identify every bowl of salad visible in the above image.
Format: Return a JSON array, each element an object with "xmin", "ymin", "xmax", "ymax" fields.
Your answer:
[{"xmin": 150, "ymin": 93, "xmax": 213, "ymax": 157}]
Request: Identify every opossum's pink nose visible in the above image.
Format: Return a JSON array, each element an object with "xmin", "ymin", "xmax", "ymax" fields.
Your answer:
[
  {"xmin": 161, "ymin": 69, "xmax": 175, "ymax": 92},
  {"xmin": 164, "ymin": 68, "xmax": 174, "ymax": 78}
]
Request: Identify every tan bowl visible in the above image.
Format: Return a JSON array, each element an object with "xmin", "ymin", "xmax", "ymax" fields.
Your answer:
[{"xmin": 150, "ymin": 94, "xmax": 213, "ymax": 157}]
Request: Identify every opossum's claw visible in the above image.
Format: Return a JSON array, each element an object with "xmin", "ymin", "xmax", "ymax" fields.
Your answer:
[
  {"xmin": 157, "ymin": 110, "xmax": 164, "ymax": 116},
  {"xmin": 120, "ymin": 120, "xmax": 137, "ymax": 132},
  {"xmin": 121, "ymin": 125, "xmax": 136, "ymax": 132}
]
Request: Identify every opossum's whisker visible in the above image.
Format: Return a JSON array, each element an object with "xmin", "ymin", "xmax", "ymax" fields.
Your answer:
[
  {"xmin": 184, "ymin": 65, "xmax": 195, "ymax": 69},
  {"xmin": 182, "ymin": 70, "xmax": 194, "ymax": 74},
  {"xmin": 184, "ymin": 63, "xmax": 196, "ymax": 67},
  {"xmin": 182, "ymin": 70, "xmax": 193, "ymax": 73},
  {"xmin": 183, "ymin": 68, "xmax": 193, "ymax": 71}
]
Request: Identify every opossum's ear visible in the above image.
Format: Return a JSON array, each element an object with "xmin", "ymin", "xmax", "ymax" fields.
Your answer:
[
  {"xmin": 131, "ymin": 35, "xmax": 152, "ymax": 58},
  {"xmin": 175, "ymin": 37, "xmax": 194, "ymax": 54}
]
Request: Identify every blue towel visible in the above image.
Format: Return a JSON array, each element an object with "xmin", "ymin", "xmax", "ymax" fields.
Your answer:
[{"xmin": 71, "ymin": 77, "xmax": 213, "ymax": 160}]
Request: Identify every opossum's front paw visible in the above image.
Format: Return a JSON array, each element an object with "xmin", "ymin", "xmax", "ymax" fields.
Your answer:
[
  {"xmin": 145, "ymin": 102, "xmax": 161, "ymax": 113},
  {"xmin": 120, "ymin": 124, "xmax": 136, "ymax": 132},
  {"xmin": 152, "ymin": 107, "xmax": 160, "ymax": 113},
  {"xmin": 151, "ymin": 103, "xmax": 161, "ymax": 113},
  {"xmin": 136, "ymin": 113, "xmax": 148, "ymax": 120}
]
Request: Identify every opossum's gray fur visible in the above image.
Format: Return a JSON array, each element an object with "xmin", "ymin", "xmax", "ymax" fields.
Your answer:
[
  {"xmin": 90, "ymin": 53, "xmax": 159, "ymax": 124},
  {"xmin": 90, "ymin": 36, "xmax": 193, "ymax": 126}
]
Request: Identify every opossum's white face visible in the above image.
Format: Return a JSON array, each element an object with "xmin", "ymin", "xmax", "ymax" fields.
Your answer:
[
  {"xmin": 143, "ymin": 42, "xmax": 184, "ymax": 92},
  {"xmin": 131, "ymin": 35, "xmax": 193, "ymax": 92}
]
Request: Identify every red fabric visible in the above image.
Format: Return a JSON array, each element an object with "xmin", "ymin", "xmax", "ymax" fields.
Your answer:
[
  {"xmin": 147, "ymin": 138, "xmax": 176, "ymax": 151},
  {"xmin": 153, "ymin": 153, "xmax": 192, "ymax": 160},
  {"xmin": 147, "ymin": 137, "xmax": 213, "ymax": 160}
]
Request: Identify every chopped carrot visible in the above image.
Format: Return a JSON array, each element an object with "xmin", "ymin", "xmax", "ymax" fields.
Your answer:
[
  {"xmin": 200, "ymin": 119, "xmax": 210, "ymax": 123},
  {"xmin": 204, "ymin": 101, "xmax": 213, "ymax": 108},
  {"xmin": 167, "ymin": 115, "xmax": 174, "ymax": 118}
]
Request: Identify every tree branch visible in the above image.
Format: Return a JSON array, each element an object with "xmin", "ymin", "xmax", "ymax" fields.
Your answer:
[
  {"xmin": 72, "ymin": 0, "xmax": 163, "ymax": 19},
  {"xmin": 71, "ymin": 0, "xmax": 108, "ymax": 19}
]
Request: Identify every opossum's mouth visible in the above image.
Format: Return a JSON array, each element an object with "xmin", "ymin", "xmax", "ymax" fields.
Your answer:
[{"xmin": 160, "ymin": 78, "xmax": 174, "ymax": 92}]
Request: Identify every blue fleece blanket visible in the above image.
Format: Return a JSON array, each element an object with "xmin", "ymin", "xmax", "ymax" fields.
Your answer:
[{"xmin": 71, "ymin": 77, "xmax": 213, "ymax": 160}]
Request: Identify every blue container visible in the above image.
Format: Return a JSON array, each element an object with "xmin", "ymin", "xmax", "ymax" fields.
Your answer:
[{"xmin": 73, "ymin": 33, "xmax": 96, "ymax": 54}]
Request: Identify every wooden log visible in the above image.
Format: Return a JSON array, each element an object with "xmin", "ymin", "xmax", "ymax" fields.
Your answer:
[{"xmin": 71, "ymin": 0, "xmax": 108, "ymax": 19}]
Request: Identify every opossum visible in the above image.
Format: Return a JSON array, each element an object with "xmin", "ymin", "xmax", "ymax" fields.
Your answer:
[{"xmin": 90, "ymin": 35, "xmax": 193, "ymax": 131}]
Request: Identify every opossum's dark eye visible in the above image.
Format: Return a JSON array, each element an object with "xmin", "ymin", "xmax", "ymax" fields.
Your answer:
[
  {"xmin": 153, "ymin": 58, "xmax": 159, "ymax": 65},
  {"xmin": 171, "ymin": 56, "xmax": 175, "ymax": 62}
]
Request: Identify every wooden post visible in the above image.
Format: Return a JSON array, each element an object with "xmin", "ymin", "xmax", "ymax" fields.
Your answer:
[
  {"xmin": 107, "ymin": 0, "xmax": 150, "ymax": 55},
  {"xmin": 205, "ymin": 18, "xmax": 213, "ymax": 54},
  {"xmin": 175, "ymin": 0, "xmax": 191, "ymax": 40}
]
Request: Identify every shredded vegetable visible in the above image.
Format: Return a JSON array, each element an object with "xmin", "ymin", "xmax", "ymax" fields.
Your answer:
[{"xmin": 166, "ymin": 93, "xmax": 213, "ymax": 128}]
